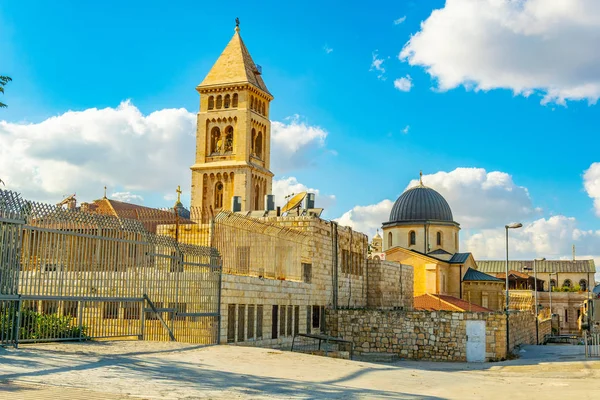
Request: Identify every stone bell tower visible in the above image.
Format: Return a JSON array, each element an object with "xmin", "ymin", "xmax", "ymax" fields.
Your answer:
[{"xmin": 190, "ymin": 21, "xmax": 274, "ymax": 215}]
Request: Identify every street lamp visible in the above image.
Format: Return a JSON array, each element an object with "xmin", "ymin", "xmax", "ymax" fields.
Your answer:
[{"xmin": 505, "ymin": 222, "xmax": 522, "ymax": 356}]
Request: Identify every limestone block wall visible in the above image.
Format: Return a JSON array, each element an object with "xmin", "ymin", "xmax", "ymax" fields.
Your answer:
[
  {"xmin": 326, "ymin": 309, "xmax": 539, "ymax": 361},
  {"xmin": 539, "ymin": 318, "xmax": 552, "ymax": 342},
  {"xmin": 367, "ymin": 260, "xmax": 413, "ymax": 310},
  {"xmin": 508, "ymin": 311, "xmax": 537, "ymax": 350}
]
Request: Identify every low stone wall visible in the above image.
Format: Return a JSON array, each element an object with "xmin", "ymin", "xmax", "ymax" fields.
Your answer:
[
  {"xmin": 327, "ymin": 309, "xmax": 540, "ymax": 362},
  {"xmin": 367, "ymin": 260, "xmax": 413, "ymax": 310},
  {"xmin": 539, "ymin": 318, "xmax": 551, "ymax": 342}
]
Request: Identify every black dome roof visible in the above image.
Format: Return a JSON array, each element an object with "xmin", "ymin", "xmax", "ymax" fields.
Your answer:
[{"xmin": 388, "ymin": 185, "xmax": 454, "ymax": 223}]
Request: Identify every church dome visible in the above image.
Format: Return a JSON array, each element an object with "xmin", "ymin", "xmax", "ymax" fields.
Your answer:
[{"xmin": 387, "ymin": 185, "xmax": 454, "ymax": 224}]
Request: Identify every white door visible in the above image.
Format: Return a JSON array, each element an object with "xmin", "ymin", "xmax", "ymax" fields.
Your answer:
[{"xmin": 466, "ymin": 320, "xmax": 486, "ymax": 362}]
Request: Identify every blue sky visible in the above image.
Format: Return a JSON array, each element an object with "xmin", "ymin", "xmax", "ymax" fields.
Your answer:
[{"xmin": 2, "ymin": 0, "xmax": 600, "ymax": 268}]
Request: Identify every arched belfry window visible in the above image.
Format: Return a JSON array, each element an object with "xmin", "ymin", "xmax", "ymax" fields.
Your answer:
[
  {"xmin": 208, "ymin": 96, "xmax": 215, "ymax": 110},
  {"xmin": 409, "ymin": 231, "xmax": 416, "ymax": 246},
  {"xmin": 388, "ymin": 232, "xmax": 392, "ymax": 248},
  {"xmin": 232, "ymin": 93, "xmax": 238, "ymax": 107},
  {"xmin": 251, "ymin": 128, "xmax": 257, "ymax": 155},
  {"xmin": 563, "ymin": 279, "xmax": 572, "ymax": 288},
  {"xmin": 216, "ymin": 95, "xmax": 223, "ymax": 109},
  {"xmin": 210, "ymin": 127, "xmax": 221, "ymax": 154},
  {"xmin": 550, "ymin": 279, "xmax": 556, "ymax": 290},
  {"xmin": 250, "ymin": 96, "xmax": 254, "ymax": 110},
  {"xmin": 254, "ymin": 184, "xmax": 260, "ymax": 211},
  {"xmin": 214, "ymin": 182, "xmax": 224, "ymax": 209},
  {"xmin": 224, "ymin": 94, "xmax": 230, "ymax": 108},
  {"xmin": 224, "ymin": 126, "xmax": 234, "ymax": 152},
  {"xmin": 256, "ymin": 131, "xmax": 263, "ymax": 159},
  {"xmin": 437, "ymin": 231, "xmax": 442, "ymax": 246},
  {"xmin": 580, "ymin": 279, "xmax": 587, "ymax": 291}
]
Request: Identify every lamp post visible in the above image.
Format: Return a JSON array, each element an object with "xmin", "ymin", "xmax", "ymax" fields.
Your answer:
[
  {"xmin": 525, "ymin": 257, "xmax": 545, "ymax": 344},
  {"xmin": 548, "ymin": 272, "xmax": 557, "ymax": 336},
  {"xmin": 505, "ymin": 222, "xmax": 523, "ymax": 356}
]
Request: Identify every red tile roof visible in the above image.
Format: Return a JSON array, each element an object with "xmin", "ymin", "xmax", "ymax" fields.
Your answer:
[{"xmin": 414, "ymin": 293, "xmax": 493, "ymax": 312}]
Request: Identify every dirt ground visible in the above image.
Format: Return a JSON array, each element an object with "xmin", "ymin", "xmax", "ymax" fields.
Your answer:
[{"xmin": 0, "ymin": 341, "xmax": 599, "ymax": 399}]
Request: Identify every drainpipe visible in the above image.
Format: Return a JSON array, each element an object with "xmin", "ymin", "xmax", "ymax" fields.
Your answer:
[{"xmin": 459, "ymin": 265, "xmax": 463, "ymax": 299}]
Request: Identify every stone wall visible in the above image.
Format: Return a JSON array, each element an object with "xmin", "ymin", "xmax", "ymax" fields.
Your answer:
[
  {"xmin": 327, "ymin": 309, "xmax": 540, "ymax": 362},
  {"xmin": 366, "ymin": 260, "xmax": 413, "ymax": 310},
  {"xmin": 539, "ymin": 318, "xmax": 551, "ymax": 342},
  {"xmin": 508, "ymin": 311, "xmax": 537, "ymax": 350}
]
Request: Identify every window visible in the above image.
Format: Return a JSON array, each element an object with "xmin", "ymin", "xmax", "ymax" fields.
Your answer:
[
  {"xmin": 224, "ymin": 126, "xmax": 234, "ymax": 152},
  {"xmin": 306, "ymin": 305, "xmax": 311, "ymax": 333},
  {"xmin": 320, "ymin": 306, "xmax": 325, "ymax": 333},
  {"xmin": 247, "ymin": 305, "xmax": 255, "ymax": 340},
  {"xmin": 237, "ymin": 304, "xmax": 246, "ymax": 342},
  {"xmin": 481, "ymin": 293, "xmax": 489, "ymax": 309},
  {"xmin": 563, "ymin": 279, "xmax": 572, "ymax": 288},
  {"xmin": 287, "ymin": 306, "xmax": 293, "ymax": 337},
  {"xmin": 216, "ymin": 95, "xmax": 222, "ymax": 109},
  {"xmin": 146, "ymin": 301, "xmax": 163, "ymax": 321},
  {"xmin": 236, "ymin": 246, "xmax": 250, "ymax": 274},
  {"xmin": 227, "ymin": 304, "xmax": 236, "ymax": 343},
  {"xmin": 255, "ymin": 132, "xmax": 263, "ymax": 158},
  {"xmin": 271, "ymin": 305, "xmax": 278, "ymax": 339},
  {"xmin": 409, "ymin": 231, "xmax": 416, "ymax": 246},
  {"xmin": 232, "ymin": 93, "xmax": 238, "ymax": 107},
  {"xmin": 280, "ymin": 306, "xmax": 286, "ymax": 337},
  {"xmin": 312, "ymin": 305, "xmax": 320, "ymax": 329},
  {"xmin": 261, "ymin": 102, "xmax": 265, "ymax": 115},
  {"xmin": 388, "ymin": 232, "xmax": 392, "ymax": 248},
  {"xmin": 103, "ymin": 302, "xmax": 119, "ymax": 319},
  {"xmin": 208, "ymin": 96, "xmax": 214, "ymax": 110},
  {"xmin": 294, "ymin": 305, "xmax": 300, "ymax": 336},
  {"xmin": 224, "ymin": 94, "xmax": 230, "ymax": 108},
  {"xmin": 254, "ymin": 184, "xmax": 260, "ymax": 211},
  {"xmin": 123, "ymin": 302, "xmax": 140, "ymax": 320},
  {"xmin": 214, "ymin": 182, "xmax": 224, "ymax": 209},
  {"xmin": 437, "ymin": 231, "xmax": 442, "ymax": 246},
  {"xmin": 63, "ymin": 301, "xmax": 78, "ymax": 318},
  {"xmin": 580, "ymin": 279, "xmax": 587, "ymax": 291},
  {"xmin": 302, "ymin": 263, "xmax": 312, "ymax": 283},
  {"xmin": 565, "ymin": 309, "xmax": 569, "ymax": 323},
  {"xmin": 250, "ymin": 96, "xmax": 254, "ymax": 110},
  {"xmin": 168, "ymin": 302, "xmax": 187, "ymax": 321},
  {"xmin": 256, "ymin": 305, "xmax": 263, "ymax": 339},
  {"xmin": 210, "ymin": 127, "xmax": 221, "ymax": 154},
  {"xmin": 251, "ymin": 128, "xmax": 256, "ymax": 155}
]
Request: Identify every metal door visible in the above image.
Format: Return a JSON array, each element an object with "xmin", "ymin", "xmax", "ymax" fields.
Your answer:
[{"xmin": 466, "ymin": 320, "xmax": 486, "ymax": 362}]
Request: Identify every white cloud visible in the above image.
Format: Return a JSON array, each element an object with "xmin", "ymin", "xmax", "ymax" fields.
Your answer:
[
  {"xmin": 272, "ymin": 176, "xmax": 335, "ymax": 212},
  {"xmin": 271, "ymin": 115, "xmax": 329, "ymax": 173},
  {"xmin": 399, "ymin": 0, "xmax": 600, "ymax": 105},
  {"xmin": 0, "ymin": 102, "xmax": 329, "ymax": 205},
  {"xmin": 394, "ymin": 16, "xmax": 407, "ymax": 25},
  {"xmin": 393, "ymin": 75, "xmax": 413, "ymax": 92},
  {"xmin": 402, "ymin": 125, "xmax": 410, "ymax": 134},
  {"xmin": 110, "ymin": 192, "xmax": 144, "ymax": 204},
  {"xmin": 584, "ymin": 162, "xmax": 600, "ymax": 216},
  {"xmin": 323, "ymin": 45, "xmax": 333, "ymax": 54},
  {"xmin": 370, "ymin": 52, "xmax": 387, "ymax": 80},
  {"xmin": 336, "ymin": 199, "xmax": 394, "ymax": 238}
]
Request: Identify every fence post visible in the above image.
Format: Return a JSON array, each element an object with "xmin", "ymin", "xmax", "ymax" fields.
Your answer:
[{"xmin": 13, "ymin": 295, "xmax": 22, "ymax": 349}]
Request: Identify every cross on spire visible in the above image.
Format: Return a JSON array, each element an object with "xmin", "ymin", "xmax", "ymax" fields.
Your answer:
[
  {"xmin": 176, "ymin": 185, "xmax": 182, "ymax": 203},
  {"xmin": 103, "ymin": 186, "xmax": 107, "ymax": 199}
]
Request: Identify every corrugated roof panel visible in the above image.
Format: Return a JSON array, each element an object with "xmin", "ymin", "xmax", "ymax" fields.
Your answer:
[
  {"xmin": 463, "ymin": 267, "xmax": 503, "ymax": 282},
  {"xmin": 476, "ymin": 260, "xmax": 596, "ymax": 273}
]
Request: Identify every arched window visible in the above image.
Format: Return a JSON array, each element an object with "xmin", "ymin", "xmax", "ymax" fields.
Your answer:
[
  {"xmin": 224, "ymin": 126, "xmax": 234, "ymax": 152},
  {"xmin": 251, "ymin": 128, "xmax": 256, "ymax": 155},
  {"xmin": 563, "ymin": 279, "xmax": 572, "ymax": 288},
  {"xmin": 256, "ymin": 132, "xmax": 263, "ymax": 159},
  {"xmin": 261, "ymin": 102, "xmax": 265, "ymax": 115},
  {"xmin": 580, "ymin": 279, "xmax": 587, "ymax": 291},
  {"xmin": 214, "ymin": 182, "xmax": 224, "ymax": 209},
  {"xmin": 409, "ymin": 231, "xmax": 416, "ymax": 246},
  {"xmin": 210, "ymin": 127, "xmax": 221, "ymax": 154},
  {"xmin": 550, "ymin": 279, "xmax": 556, "ymax": 291},
  {"xmin": 216, "ymin": 95, "xmax": 222, "ymax": 109},
  {"xmin": 388, "ymin": 232, "xmax": 392, "ymax": 248},
  {"xmin": 224, "ymin": 94, "xmax": 230, "ymax": 108},
  {"xmin": 250, "ymin": 96, "xmax": 254, "ymax": 110},
  {"xmin": 208, "ymin": 96, "xmax": 215, "ymax": 110},
  {"xmin": 232, "ymin": 93, "xmax": 238, "ymax": 107},
  {"xmin": 436, "ymin": 231, "xmax": 442, "ymax": 246}
]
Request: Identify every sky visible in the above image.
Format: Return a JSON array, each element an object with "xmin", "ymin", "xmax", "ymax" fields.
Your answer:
[{"xmin": 2, "ymin": 0, "xmax": 600, "ymax": 280}]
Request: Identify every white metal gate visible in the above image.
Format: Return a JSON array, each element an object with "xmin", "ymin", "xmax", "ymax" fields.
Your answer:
[
  {"xmin": 584, "ymin": 332, "xmax": 600, "ymax": 358},
  {"xmin": 466, "ymin": 320, "xmax": 486, "ymax": 362}
]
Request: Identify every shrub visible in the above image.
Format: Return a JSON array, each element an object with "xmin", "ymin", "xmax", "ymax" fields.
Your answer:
[{"xmin": 1, "ymin": 306, "xmax": 87, "ymax": 342}]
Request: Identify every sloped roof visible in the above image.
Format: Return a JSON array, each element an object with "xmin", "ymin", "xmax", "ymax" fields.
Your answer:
[
  {"xmin": 462, "ymin": 267, "xmax": 503, "ymax": 282},
  {"xmin": 414, "ymin": 293, "xmax": 493, "ymax": 312},
  {"xmin": 198, "ymin": 28, "xmax": 271, "ymax": 95},
  {"xmin": 428, "ymin": 248, "xmax": 451, "ymax": 255},
  {"xmin": 449, "ymin": 253, "xmax": 471, "ymax": 264},
  {"xmin": 477, "ymin": 260, "xmax": 596, "ymax": 274}
]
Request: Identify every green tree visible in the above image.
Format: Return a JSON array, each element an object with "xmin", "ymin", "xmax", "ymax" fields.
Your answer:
[{"xmin": 0, "ymin": 75, "xmax": 12, "ymax": 108}]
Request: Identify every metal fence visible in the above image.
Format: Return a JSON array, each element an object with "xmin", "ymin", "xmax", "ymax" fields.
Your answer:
[
  {"xmin": 584, "ymin": 331, "xmax": 600, "ymax": 358},
  {"xmin": 0, "ymin": 189, "xmax": 221, "ymax": 347}
]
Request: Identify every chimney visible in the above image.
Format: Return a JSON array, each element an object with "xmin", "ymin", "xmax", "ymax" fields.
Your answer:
[
  {"xmin": 264, "ymin": 194, "xmax": 275, "ymax": 211},
  {"xmin": 231, "ymin": 196, "xmax": 242, "ymax": 212},
  {"xmin": 304, "ymin": 192, "xmax": 316, "ymax": 209}
]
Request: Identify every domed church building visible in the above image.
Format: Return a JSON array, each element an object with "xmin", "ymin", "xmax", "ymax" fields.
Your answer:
[{"xmin": 382, "ymin": 173, "xmax": 504, "ymax": 310}]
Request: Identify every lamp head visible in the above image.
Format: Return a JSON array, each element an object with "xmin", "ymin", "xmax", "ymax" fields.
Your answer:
[{"xmin": 505, "ymin": 222, "xmax": 523, "ymax": 229}]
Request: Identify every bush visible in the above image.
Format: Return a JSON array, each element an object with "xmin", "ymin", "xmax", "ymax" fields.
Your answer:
[{"xmin": 1, "ymin": 306, "xmax": 86, "ymax": 342}]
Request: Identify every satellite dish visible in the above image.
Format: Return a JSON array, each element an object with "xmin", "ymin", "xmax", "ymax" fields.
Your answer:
[{"xmin": 282, "ymin": 192, "xmax": 307, "ymax": 213}]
